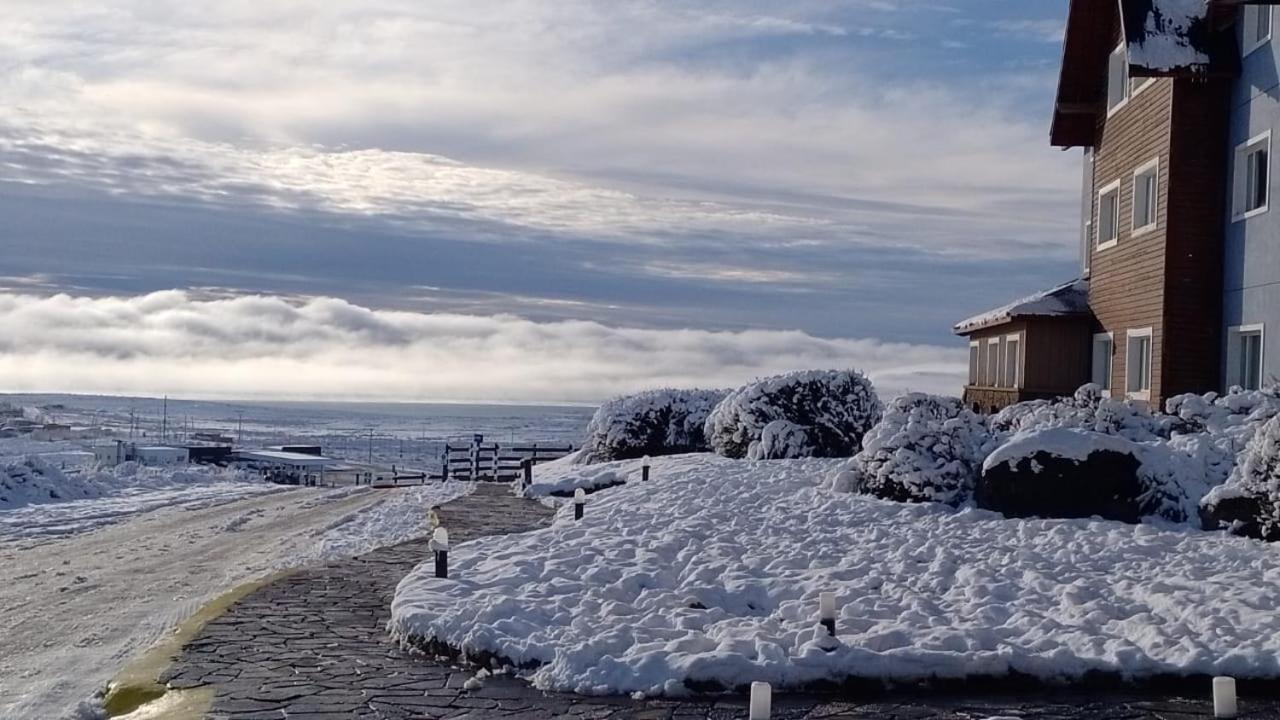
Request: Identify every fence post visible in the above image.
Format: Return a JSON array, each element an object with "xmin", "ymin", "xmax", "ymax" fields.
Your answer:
[{"xmin": 522, "ymin": 458, "xmax": 533, "ymax": 488}]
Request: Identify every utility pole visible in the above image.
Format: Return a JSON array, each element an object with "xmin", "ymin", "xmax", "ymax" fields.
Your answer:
[
  {"xmin": 237, "ymin": 411, "xmax": 245, "ymax": 445},
  {"xmin": 367, "ymin": 428, "xmax": 374, "ymax": 464},
  {"xmin": 161, "ymin": 396, "xmax": 168, "ymax": 441}
]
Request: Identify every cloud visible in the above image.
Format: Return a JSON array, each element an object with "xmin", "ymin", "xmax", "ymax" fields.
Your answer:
[{"xmin": 0, "ymin": 291, "xmax": 966, "ymax": 403}]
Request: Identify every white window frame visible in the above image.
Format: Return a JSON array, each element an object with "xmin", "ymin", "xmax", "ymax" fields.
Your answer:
[
  {"xmin": 1097, "ymin": 179, "xmax": 1122, "ymax": 251},
  {"xmin": 1004, "ymin": 333, "xmax": 1022, "ymax": 390},
  {"xmin": 968, "ymin": 340, "xmax": 980, "ymax": 385},
  {"xmin": 1092, "ymin": 332, "xmax": 1114, "ymax": 396},
  {"xmin": 1125, "ymin": 327, "xmax": 1154, "ymax": 401},
  {"xmin": 986, "ymin": 337, "xmax": 1001, "ymax": 388},
  {"xmin": 1233, "ymin": 130, "xmax": 1271, "ymax": 221},
  {"xmin": 1131, "ymin": 76, "xmax": 1156, "ymax": 98},
  {"xmin": 1132, "ymin": 157, "xmax": 1160, "ymax": 235},
  {"xmin": 1107, "ymin": 43, "xmax": 1131, "ymax": 116},
  {"xmin": 1244, "ymin": 4, "xmax": 1273, "ymax": 57},
  {"xmin": 1227, "ymin": 324, "xmax": 1266, "ymax": 391}
]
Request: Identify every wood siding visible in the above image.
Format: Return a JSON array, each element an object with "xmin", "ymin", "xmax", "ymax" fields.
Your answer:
[
  {"xmin": 961, "ymin": 317, "xmax": 1091, "ymax": 412},
  {"xmin": 1087, "ymin": 45, "xmax": 1230, "ymax": 407}
]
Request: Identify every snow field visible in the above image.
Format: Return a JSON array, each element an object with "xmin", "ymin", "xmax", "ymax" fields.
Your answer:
[{"xmin": 392, "ymin": 454, "xmax": 1280, "ymax": 696}]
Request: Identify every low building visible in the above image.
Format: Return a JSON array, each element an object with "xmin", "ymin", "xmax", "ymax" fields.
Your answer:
[
  {"xmin": 955, "ymin": 280, "xmax": 1093, "ymax": 413},
  {"xmin": 234, "ymin": 450, "xmax": 340, "ymax": 486},
  {"xmin": 93, "ymin": 442, "xmax": 189, "ymax": 467}
]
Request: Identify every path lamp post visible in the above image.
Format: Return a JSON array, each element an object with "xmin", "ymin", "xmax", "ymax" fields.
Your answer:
[
  {"xmin": 748, "ymin": 681, "xmax": 771, "ymax": 720},
  {"xmin": 522, "ymin": 458, "xmax": 533, "ymax": 489},
  {"xmin": 641, "ymin": 455, "xmax": 651, "ymax": 482},
  {"xmin": 1214, "ymin": 676, "xmax": 1237, "ymax": 718},
  {"xmin": 574, "ymin": 488, "xmax": 586, "ymax": 520},
  {"xmin": 819, "ymin": 592, "xmax": 837, "ymax": 637},
  {"xmin": 432, "ymin": 527, "xmax": 449, "ymax": 579}
]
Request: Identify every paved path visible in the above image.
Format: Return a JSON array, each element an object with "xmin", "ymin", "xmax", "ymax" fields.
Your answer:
[{"xmin": 168, "ymin": 484, "xmax": 1280, "ymax": 719}]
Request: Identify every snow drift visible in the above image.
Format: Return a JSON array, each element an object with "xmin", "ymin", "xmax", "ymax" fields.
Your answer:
[{"xmin": 391, "ymin": 454, "xmax": 1280, "ymax": 696}]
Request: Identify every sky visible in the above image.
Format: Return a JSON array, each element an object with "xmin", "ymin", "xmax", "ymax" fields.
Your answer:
[{"xmin": 0, "ymin": 0, "xmax": 1078, "ymax": 403}]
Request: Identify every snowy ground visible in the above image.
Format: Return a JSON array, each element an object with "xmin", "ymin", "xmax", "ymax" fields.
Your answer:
[
  {"xmin": 392, "ymin": 454, "xmax": 1280, "ymax": 697},
  {"xmin": 519, "ymin": 451, "xmax": 631, "ymax": 499},
  {"xmin": 1, "ymin": 479, "xmax": 469, "ymax": 719}
]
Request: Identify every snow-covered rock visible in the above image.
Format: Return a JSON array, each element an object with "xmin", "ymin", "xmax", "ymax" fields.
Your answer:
[
  {"xmin": 578, "ymin": 389, "xmax": 727, "ymax": 465},
  {"xmin": 978, "ymin": 428, "xmax": 1193, "ymax": 523},
  {"xmin": 1200, "ymin": 413, "xmax": 1280, "ymax": 541},
  {"xmin": 391, "ymin": 454, "xmax": 1280, "ymax": 696},
  {"xmin": 705, "ymin": 370, "xmax": 881, "ymax": 460},
  {"xmin": 833, "ymin": 394, "xmax": 991, "ymax": 506}
]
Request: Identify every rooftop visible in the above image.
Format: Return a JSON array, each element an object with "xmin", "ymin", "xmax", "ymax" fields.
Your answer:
[{"xmin": 954, "ymin": 278, "xmax": 1091, "ymax": 335}]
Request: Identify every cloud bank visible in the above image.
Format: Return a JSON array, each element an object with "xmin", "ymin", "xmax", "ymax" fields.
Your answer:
[{"xmin": 0, "ymin": 292, "xmax": 965, "ymax": 404}]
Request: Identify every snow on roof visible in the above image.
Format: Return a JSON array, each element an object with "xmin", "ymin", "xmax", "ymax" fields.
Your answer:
[
  {"xmin": 953, "ymin": 278, "xmax": 1090, "ymax": 335},
  {"xmin": 236, "ymin": 450, "xmax": 339, "ymax": 465},
  {"xmin": 1123, "ymin": 0, "xmax": 1211, "ymax": 73}
]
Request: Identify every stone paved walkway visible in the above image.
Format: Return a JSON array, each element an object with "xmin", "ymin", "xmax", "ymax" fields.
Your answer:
[{"xmin": 166, "ymin": 484, "xmax": 1280, "ymax": 719}]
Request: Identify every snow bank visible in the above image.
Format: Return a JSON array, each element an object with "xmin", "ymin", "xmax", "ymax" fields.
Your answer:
[
  {"xmin": 519, "ymin": 452, "xmax": 635, "ymax": 500},
  {"xmin": 705, "ymin": 370, "xmax": 881, "ymax": 460},
  {"xmin": 832, "ymin": 394, "xmax": 991, "ymax": 506},
  {"xmin": 578, "ymin": 389, "xmax": 726, "ymax": 465},
  {"xmin": 0, "ymin": 456, "xmax": 256, "ymax": 511},
  {"xmin": 391, "ymin": 454, "xmax": 1280, "ymax": 696},
  {"xmin": 1201, "ymin": 413, "xmax": 1280, "ymax": 540}
]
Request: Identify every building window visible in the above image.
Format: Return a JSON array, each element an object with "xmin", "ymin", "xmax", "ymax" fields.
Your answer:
[
  {"xmin": 987, "ymin": 338, "xmax": 1000, "ymax": 388},
  {"xmin": 1245, "ymin": 5, "xmax": 1273, "ymax": 56},
  {"xmin": 968, "ymin": 341, "xmax": 980, "ymax": 385},
  {"xmin": 1234, "ymin": 131, "xmax": 1271, "ymax": 220},
  {"xmin": 1132, "ymin": 158, "xmax": 1159, "ymax": 233},
  {"xmin": 1107, "ymin": 43, "xmax": 1130, "ymax": 113},
  {"xmin": 1092, "ymin": 332, "xmax": 1113, "ymax": 393},
  {"xmin": 1227, "ymin": 325, "xmax": 1265, "ymax": 391},
  {"xmin": 1126, "ymin": 328, "xmax": 1153, "ymax": 399},
  {"xmin": 1097, "ymin": 180, "xmax": 1121, "ymax": 249},
  {"xmin": 1004, "ymin": 335, "xmax": 1021, "ymax": 389}
]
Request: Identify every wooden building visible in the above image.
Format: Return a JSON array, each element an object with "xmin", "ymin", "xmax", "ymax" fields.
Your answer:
[{"xmin": 957, "ymin": 0, "xmax": 1241, "ymax": 412}]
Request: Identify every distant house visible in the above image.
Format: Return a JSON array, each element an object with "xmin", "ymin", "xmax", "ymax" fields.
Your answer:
[
  {"xmin": 957, "ymin": 0, "xmax": 1259, "ymax": 412},
  {"xmin": 234, "ymin": 449, "xmax": 339, "ymax": 485}
]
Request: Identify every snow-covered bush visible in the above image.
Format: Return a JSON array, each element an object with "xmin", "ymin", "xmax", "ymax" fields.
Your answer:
[
  {"xmin": 990, "ymin": 384, "xmax": 1166, "ymax": 442},
  {"xmin": 978, "ymin": 428, "xmax": 1195, "ymax": 523},
  {"xmin": 577, "ymin": 388, "xmax": 728, "ymax": 464},
  {"xmin": 705, "ymin": 369, "xmax": 882, "ymax": 460},
  {"xmin": 1165, "ymin": 387, "xmax": 1280, "ymax": 488},
  {"xmin": 831, "ymin": 393, "xmax": 992, "ymax": 506},
  {"xmin": 1200, "ymin": 413, "xmax": 1280, "ymax": 540},
  {"xmin": 750, "ymin": 420, "xmax": 813, "ymax": 460}
]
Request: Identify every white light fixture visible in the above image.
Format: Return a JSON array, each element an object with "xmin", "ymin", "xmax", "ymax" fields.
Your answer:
[
  {"xmin": 432, "ymin": 526, "xmax": 449, "ymax": 550},
  {"xmin": 748, "ymin": 681, "xmax": 771, "ymax": 720},
  {"xmin": 1214, "ymin": 676, "xmax": 1237, "ymax": 718}
]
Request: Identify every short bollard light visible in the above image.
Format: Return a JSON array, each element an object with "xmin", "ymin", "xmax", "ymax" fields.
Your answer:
[
  {"xmin": 574, "ymin": 488, "xmax": 586, "ymax": 520},
  {"xmin": 1214, "ymin": 676, "xmax": 1238, "ymax": 718},
  {"xmin": 432, "ymin": 526, "xmax": 449, "ymax": 579},
  {"xmin": 641, "ymin": 455, "xmax": 651, "ymax": 482},
  {"xmin": 819, "ymin": 592, "xmax": 837, "ymax": 636},
  {"xmin": 748, "ymin": 681, "xmax": 771, "ymax": 720},
  {"xmin": 522, "ymin": 459, "xmax": 533, "ymax": 489}
]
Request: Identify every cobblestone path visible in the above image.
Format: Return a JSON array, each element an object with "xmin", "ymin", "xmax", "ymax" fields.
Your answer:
[{"xmin": 166, "ymin": 484, "xmax": 1280, "ymax": 719}]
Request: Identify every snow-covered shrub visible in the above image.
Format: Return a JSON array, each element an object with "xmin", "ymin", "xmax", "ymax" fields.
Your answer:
[
  {"xmin": 1165, "ymin": 387, "xmax": 1280, "ymax": 488},
  {"xmin": 705, "ymin": 369, "xmax": 882, "ymax": 459},
  {"xmin": 749, "ymin": 420, "xmax": 814, "ymax": 460},
  {"xmin": 990, "ymin": 384, "xmax": 1167, "ymax": 442},
  {"xmin": 831, "ymin": 393, "xmax": 992, "ymax": 506},
  {"xmin": 577, "ymin": 388, "xmax": 728, "ymax": 465},
  {"xmin": 1200, "ymin": 413, "xmax": 1280, "ymax": 540},
  {"xmin": 978, "ymin": 427, "xmax": 1194, "ymax": 523}
]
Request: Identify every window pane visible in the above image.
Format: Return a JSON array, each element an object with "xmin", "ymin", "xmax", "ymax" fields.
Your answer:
[
  {"xmin": 1260, "ymin": 6, "xmax": 1272, "ymax": 44},
  {"xmin": 1108, "ymin": 48, "xmax": 1128, "ymax": 110},
  {"xmin": 987, "ymin": 344, "xmax": 999, "ymax": 387},
  {"xmin": 969, "ymin": 345, "xmax": 979, "ymax": 384},
  {"xmin": 1135, "ymin": 171, "xmax": 1157, "ymax": 227},
  {"xmin": 1092, "ymin": 338, "xmax": 1112, "ymax": 390},
  {"xmin": 1005, "ymin": 340, "xmax": 1019, "ymax": 389},
  {"xmin": 1240, "ymin": 333, "xmax": 1263, "ymax": 391},
  {"xmin": 1253, "ymin": 148, "xmax": 1269, "ymax": 211}
]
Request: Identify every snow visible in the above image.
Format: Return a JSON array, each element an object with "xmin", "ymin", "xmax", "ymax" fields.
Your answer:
[
  {"xmin": 0, "ymin": 458, "xmax": 470, "ymax": 718},
  {"xmin": 521, "ymin": 452, "xmax": 634, "ymax": 500},
  {"xmin": 1202, "ymin": 413, "xmax": 1280, "ymax": 535},
  {"xmin": 1, "ymin": 455, "xmax": 263, "ymax": 512},
  {"xmin": 834, "ymin": 394, "xmax": 991, "ymax": 506},
  {"xmin": 704, "ymin": 369, "xmax": 882, "ymax": 460},
  {"xmin": 391, "ymin": 454, "xmax": 1280, "ymax": 697},
  {"xmin": 578, "ymin": 388, "xmax": 726, "ymax": 465},
  {"xmin": 982, "ymin": 427, "xmax": 1139, "ymax": 471},
  {"xmin": 953, "ymin": 279, "xmax": 1088, "ymax": 334},
  {"xmin": 1127, "ymin": 0, "xmax": 1210, "ymax": 73}
]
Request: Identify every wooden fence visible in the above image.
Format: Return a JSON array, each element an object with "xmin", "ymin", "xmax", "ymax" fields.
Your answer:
[{"xmin": 441, "ymin": 438, "xmax": 574, "ymax": 481}]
